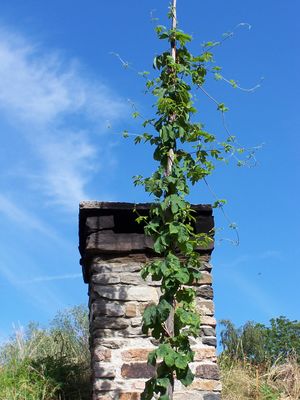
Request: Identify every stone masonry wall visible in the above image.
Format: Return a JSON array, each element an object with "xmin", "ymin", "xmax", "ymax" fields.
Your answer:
[{"xmin": 79, "ymin": 202, "xmax": 221, "ymax": 400}]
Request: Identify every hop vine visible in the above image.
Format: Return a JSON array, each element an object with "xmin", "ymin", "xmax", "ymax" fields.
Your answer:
[{"xmin": 121, "ymin": 2, "xmax": 258, "ymax": 399}]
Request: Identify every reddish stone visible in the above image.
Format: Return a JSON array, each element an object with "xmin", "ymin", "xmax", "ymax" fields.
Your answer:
[
  {"xmin": 119, "ymin": 393, "xmax": 140, "ymax": 400},
  {"xmin": 121, "ymin": 348, "xmax": 152, "ymax": 362},
  {"xmin": 125, "ymin": 303, "xmax": 138, "ymax": 317},
  {"xmin": 121, "ymin": 362, "xmax": 155, "ymax": 379},
  {"xmin": 190, "ymin": 379, "xmax": 222, "ymax": 391}
]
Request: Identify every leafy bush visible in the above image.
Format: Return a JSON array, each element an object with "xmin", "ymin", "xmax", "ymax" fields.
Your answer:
[
  {"xmin": 220, "ymin": 317, "xmax": 300, "ymax": 365},
  {"xmin": 0, "ymin": 305, "xmax": 90, "ymax": 400}
]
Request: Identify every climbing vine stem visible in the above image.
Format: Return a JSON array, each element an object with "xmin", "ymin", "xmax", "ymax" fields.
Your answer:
[{"xmin": 127, "ymin": 2, "xmax": 256, "ymax": 399}]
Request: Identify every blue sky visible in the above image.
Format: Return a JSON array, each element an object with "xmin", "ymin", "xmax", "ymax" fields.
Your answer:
[{"xmin": 0, "ymin": 0, "xmax": 299, "ymax": 342}]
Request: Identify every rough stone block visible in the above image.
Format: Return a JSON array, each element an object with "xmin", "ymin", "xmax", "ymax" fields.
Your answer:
[
  {"xmin": 119, "ymin": 393, "xmax": 140, "ymax": 400},
  {"xmin": 197, "ymin": 271, "xmax": 213, "ymax": 285},
  {"xmin": 200, "ymin": 316, "xmax": 217, "ymax": 327},
  {"xmin": 93, "ymin": 338, "xmax": 127, "ymax": 349},
  {"xmin": 196, "ymin": 364, "xmax": 220, "ymax": 380},
  {"xmin": 120, "ymin": 274, "xmax": 145, "ymax": 285},
  {"xmin": 200, "ymin": 261, "xmax": 213, "ymax": 271},
  {"xmin": 127, "ymin": 286, "xmax": 159, "ymax": 302},
  {"xmin": 86, "ymin": 232, "xmax": 153, "ymax": 253},
  {"xmin": 197, "ymin": 300, "xmax": 214, "ymax": 316},
  {"xmin": 93, "ymin": 285, "xmax": 159, "ymax": 302},
  {"xmin": 92, "ymin": 394, "xmax": 113, "ymax": 400},
  {"xmin": 91, "ymin": 300, "xmax": 124, "ymax": 317},
  {"xmin": 201, "ymin": 326, "xmax": 216, "ymax": 337},
  {"xmin": 131, "ymin": 317, "xmax": 142, "ymax": 327},
  {"xmin": 125, "ymin": 302, "xmax": 138, "ymax": 317},
  {"xmin": 203, "ymin": 393, "xmax": 221, "ymax": 400},
  {"xmin": 190, "ymin": 379, "xmax": 222, "ymax": 391},
  {"xmin": 194, "ymin": 347, "xmax": 217, "ymax": 361},
  {"xmin": 202, "ymin": 337, "xmax": 217, "ymax": 347},
  {"xmin": 92, "ymin": 274, "xmax": 120, "ymax": 284},
  {"xmin": 94, "ymin": 362, "xmax": 115, "ymax": 378},
  {"xmin": 174, "ymin": 393, "xmax": 204, "ymax": 400},
  {"xmin": 92, "ymin": 262, "xmax": 142, "ymax": 274},
  {"xmin": 93, "ymin": 347, "xmax": 112, "ymax": 362},
  {"xmin": 86, "ymin": 215, "xmax": 115, "ymax": 231},
  {"xmin": 121, "ymin": 362, "xmax": 155, "ymax": 379},
  {"xmin": 121, "ymin": 348, "xmax": 152, "ymax": 362},
  {"xmin": 93, "ymin": 380, "xmax": 125, "ymax": 392},
  {"xmin": 93, "ymin": 317, "xmax": 130, "ymax": 330},
  {"xmin": 196, "ymin": 285, "xmax": 213, "ymax": 300}
]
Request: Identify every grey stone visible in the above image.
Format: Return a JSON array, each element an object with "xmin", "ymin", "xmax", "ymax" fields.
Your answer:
[
  {"xmin": 93, "ymin": 317, "xmax": 129, "ymax": 330},
  {"xmin": 202, "ymin": 327, "xmax": 216, "ymax": 336},
  {"xmin": 86, "ymin": 232, "xmax": 153, "ymax": 253},
  {"xmin": 86, "ymin": 215, "xmax": 115, "ymax": 231},
  {"xmin": 94, "ymin": 362, "xmax": 115, "ymax": 378},
  {"xmin": 131, "ymin": 317, "xmax": 142, "ymax": 327},
  {"xmin": 92, "ymin": 274, "xmax": 120, "ymax": 284},
  {"xmin": 93, "ymin": 380, "xmax": 116, "ymax": 392},
  {"xmin": 91, "ymin": 301, "xmax": 124, "ymax": 317},
  {"xmin": 125, "ymin": 326, "xmax": 144, "ymax": 337},
  {"xmin": 196, "ymin": 285, "xmax": 213, "ymax": 299},
  {"xmin": 93, "ymin": 329, "xmax": 122, "ymax": 338},
  {"xmin": 93, "ymin": 285, "xmax": 130, "ymax": 300},
  {"xmin": 203, "ymin": 394, "xmax": 221, "ymax": 400},
  {"xmin": 120, "ymin": 274, "xmax": 144, "ymax": 285},
  {"xmin": 197, "ymin": 300, "xmax": 214, "ymax": 316},
  {"xmin": 91, "ymin": 262, "xmax": 142, "ymax": 274},
  {"xmin": 200, "ymin": 261, "xmax": 213, "ymax": 271},
  {"xmin": 93, "ymin": 338, "xmax": 127, "ymax": 349},
  {"xmin": 202, "ymin": 337, "xmax": 217, "ymax": 347},
  {"xmin": 93, "ymin": 285, "xmax": 158, "ymax": 302},
  {"xmin": 93, "ymin": 326, "xmax": 144, "ymax": 338},
  {"xmin": 174, "ymin": 394, "xmax": 203, "ymax": 400}
]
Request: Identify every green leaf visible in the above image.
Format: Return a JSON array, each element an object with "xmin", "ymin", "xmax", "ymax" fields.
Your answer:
[
  {"xmin": 212, "ymin": 199, "xmax": 227, "ymax": 208},
  {"xmin": 147, "ymin": 350, "xmax": 157, "ymax": 366},
  {"xmin": 214, "ymin": 73, "xmax": 222, "ymax": 81},
  {"xmin": 217, "ymin": 103, "xmax": 229, "ymax": 112},
  {"xmin": 157, "ymin": 299, "xmax": 172, "ymax": 322},
  {"xmin": 142, "ymin": 305, "xmax": 157, "ymax": 330},
  {"xmin": 156, "ymin": 378, "xmax": 170, "ymax": 388},
  {"xmin": 175, "ymin": 354, "xmax": 188, "ymax": 369},
  {"xmin": 178, "ymin": 367, "xmax": 194, "ymax": 386},
  {"xmin": 175, "ymin": 270, "xmax": 190, "ymax": 284},
  {"xmin": 164, "ymin": 352, "xmax": 176, "ymax": 367}
]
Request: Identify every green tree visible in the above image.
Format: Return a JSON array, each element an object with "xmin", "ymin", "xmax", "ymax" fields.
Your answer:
[
  {"xmin": 264, "ymin": 316, "xmax": 300, "ymax": 363},
  {"xmin": 220, "ymin": 317, "xmax": 300, "ymax": 365}
]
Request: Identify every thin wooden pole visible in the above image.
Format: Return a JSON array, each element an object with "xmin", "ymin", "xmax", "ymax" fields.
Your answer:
[
  {"xmin": 165, "ymin": 1, "xmax": 177, "ymax": 399},
  {"xmin": 166, "ymin": 0, "xmax": 176, "ymax": 176}
]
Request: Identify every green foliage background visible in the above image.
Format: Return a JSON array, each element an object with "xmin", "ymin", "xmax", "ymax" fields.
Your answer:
[
  {"xmin": 0, "ymin": 306, "xmax": 90, "ymax": 400},
  {"xmin": 220, "ymin": 317, "xmax": 300, "ymax": 365}
]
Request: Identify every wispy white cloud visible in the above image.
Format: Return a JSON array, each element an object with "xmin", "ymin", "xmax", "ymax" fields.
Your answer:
[
  {"xmin": 20, "ymin": 273, "xmax": 82, "ymax": 284},
  {"xmin": 0, "ymin": 27, "xmax": 126, "ymax": 211},
  {"xmin": 0, "ymin": 194, "xmax": 62, "ymax": 242},
  {"xmin": 0, "ymin": 256, "xmax": 67, "ymax": 314},
  {"xmin": 219, "ymin": 249, "xmax": 282, "ymax": 269}
]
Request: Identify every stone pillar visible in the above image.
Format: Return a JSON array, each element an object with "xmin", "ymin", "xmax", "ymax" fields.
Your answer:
[{"xmin": 79, "ymin": 202, "xmax": 221, "ymax": 400}]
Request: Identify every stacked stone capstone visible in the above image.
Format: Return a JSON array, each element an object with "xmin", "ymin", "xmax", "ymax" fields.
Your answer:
[{"xmin": 79, "ymin": 202, "xmax": 221, "ymax": 400}]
